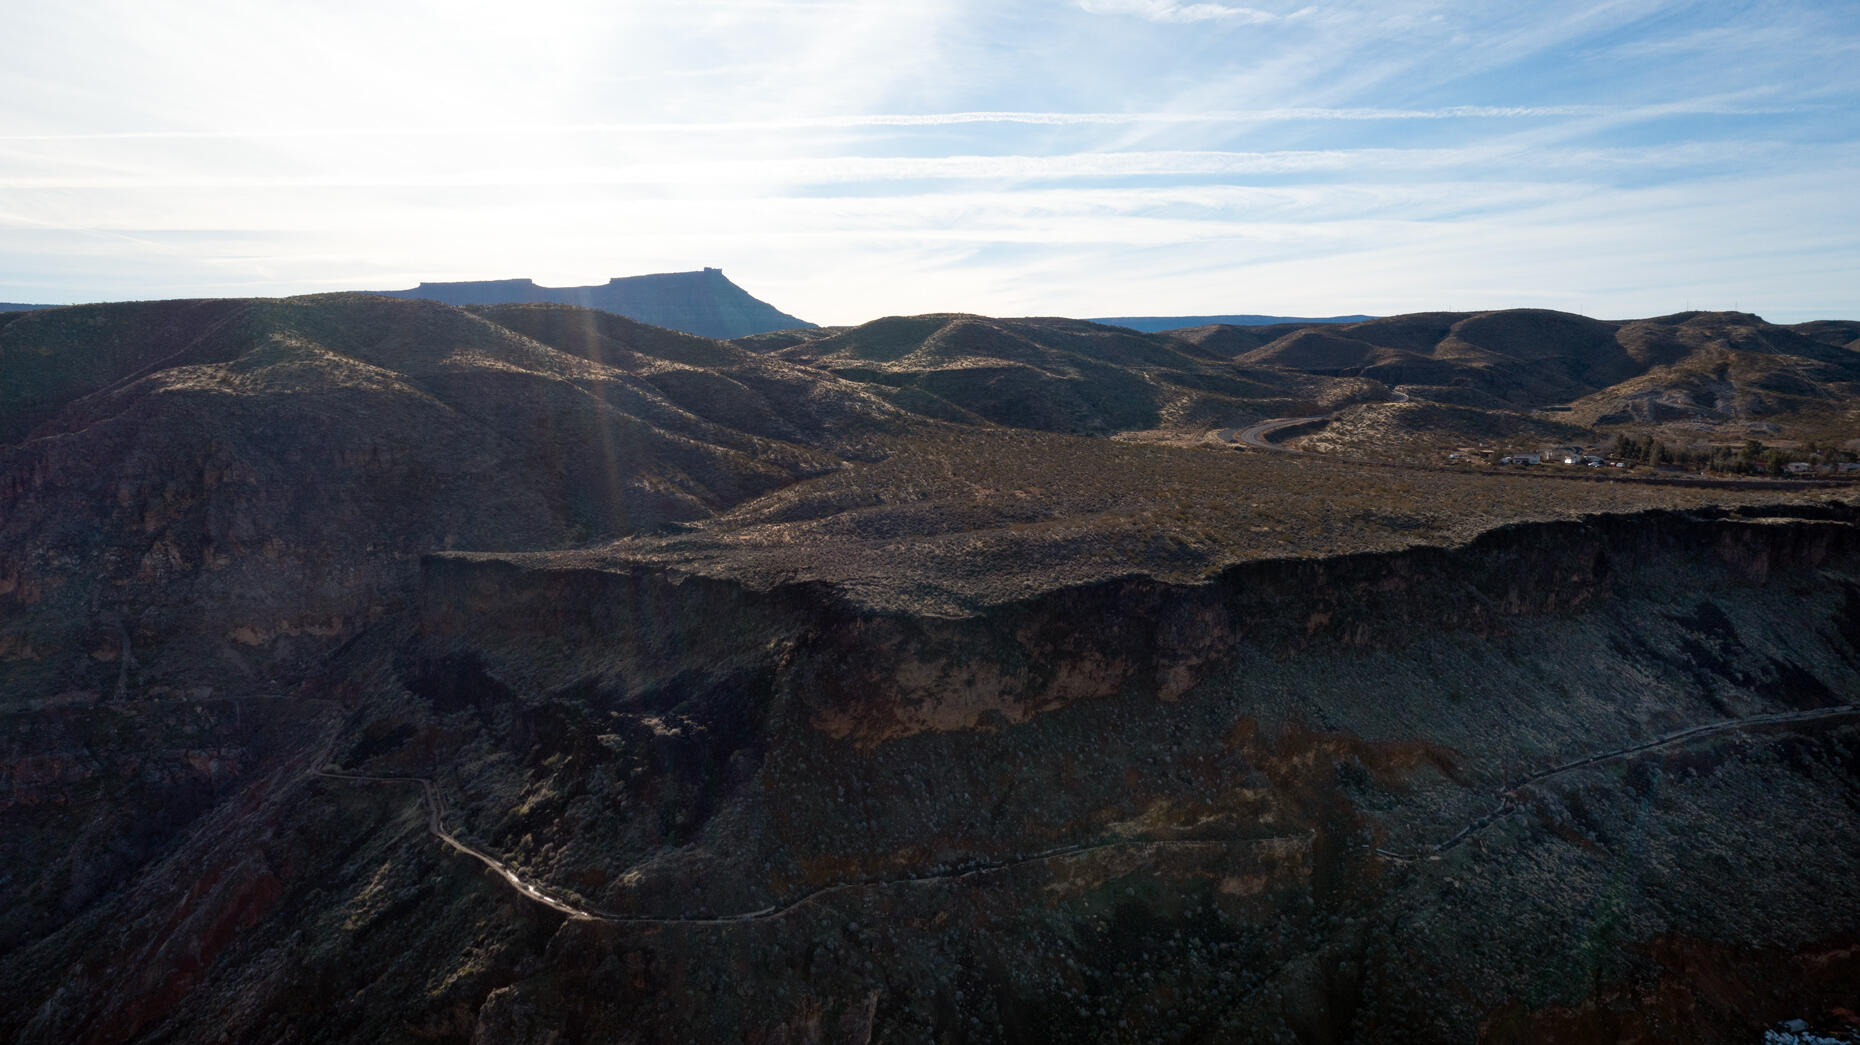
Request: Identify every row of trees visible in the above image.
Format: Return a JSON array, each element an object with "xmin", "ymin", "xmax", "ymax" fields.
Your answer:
[{"xmin": 1610, "ymin": 435, "xmax": 1856, "ymax": 475}]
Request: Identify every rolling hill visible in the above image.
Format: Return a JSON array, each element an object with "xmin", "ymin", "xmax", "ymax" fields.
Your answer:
[
  {"xmin": 1225, "ymin": 309, "xmax": 1860, "ymax": 418},
  {"xmin": 756, "ymin": 312, "xmax": 1364, "ymax": 433},
  {"xmin": 1190, "ymin": 308, "xmax": 1860, "ymax": 460}
]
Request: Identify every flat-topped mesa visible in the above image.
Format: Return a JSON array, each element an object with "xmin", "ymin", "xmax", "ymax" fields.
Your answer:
[
  {"xmin": 400, "ymin": 278, "xmax": 543, "ymax": 304},
  {"xmin": 372, "ymin": 268, "xmax": 813, "ymax": 338},
  {"xmin": 417, "ymin": 505, "xmax": 1860, "ymax": 747}
]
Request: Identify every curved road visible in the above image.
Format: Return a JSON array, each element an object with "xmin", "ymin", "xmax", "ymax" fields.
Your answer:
[
  {"xmin": 317, "ymin": 702, "xmax": 1859, "ymax": 920},
  {"xmin": 1217, "ymin": 388, "xmax": 1408, "ymax": 452},
  {"xmin": 315, "ymin": 759, "xmax": 1302, "ymax": 926},
  {"xmin": 314, "ymin": 768, "xmax": 595, "ymax": 919},
  {"xmin": 1223, "ymin": 415, "xmax": 1327, "ymax": 451},
  {"xmin": 1375, "ymin": 703, "xmax": 1860, "ymax": 862}
]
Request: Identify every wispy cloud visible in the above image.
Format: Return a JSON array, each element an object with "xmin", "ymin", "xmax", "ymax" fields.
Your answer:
[
  {"xmin": 1075, "ymin": 0, "xmax": 1302, "ymax": 24},
  {"xmin": 1595, "ymin": 15, "xmax": 1860, "ymax": 61},
  {"xmin": 6, "ymin": 160, "xmax": 1856, "ymax": 323},
  {"xmin": 0, "ymin": 102, "xmax": 1808, "ymax": 142},
  {"xmin": 6, "ymin": 140, "xmax": 1835, "ymax": 192},
  {"xmin": 0, "ymin": 0, "xmax": 1856, "ymax": 322}
]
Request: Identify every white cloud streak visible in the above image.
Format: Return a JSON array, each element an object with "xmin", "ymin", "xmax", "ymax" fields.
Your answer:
[
  {"xmin": 1075, "ymin": 0, "xmax": 1300, "ymax": 23},
  {"xmin": 0, "ymin": 103, "xmax": 1807, "ymax": 142},
  {"xmin": 3, "ymin": 141, "xmax": 1833, "ymax": 191}
]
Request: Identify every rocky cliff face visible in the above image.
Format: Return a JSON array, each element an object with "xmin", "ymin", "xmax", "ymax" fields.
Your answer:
[
  {"xmin": 390, "ymin": 506, "xmax": 1860, "ymax": 1043},
  {"xmin": 7, "ymin": 505, "xmax": 1853, "ymax": 1043}
]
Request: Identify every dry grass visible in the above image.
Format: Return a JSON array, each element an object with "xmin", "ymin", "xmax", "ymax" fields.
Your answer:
[{"xmin": 509, "ymin": 426, "xmax": 1854, "ymax": 614}]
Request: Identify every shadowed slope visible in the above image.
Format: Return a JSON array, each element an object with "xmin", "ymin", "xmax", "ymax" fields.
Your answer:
[
  {"xmin": 0, "ymin": 299, "xmax": 258, "ymax": 443},
  {"xmin": 0, "ymin": 294, "xmax": 868, "ymax": 707},
  {"xmin": 468, "ymin": 303, "xmax": 903, "ymax": 457}
]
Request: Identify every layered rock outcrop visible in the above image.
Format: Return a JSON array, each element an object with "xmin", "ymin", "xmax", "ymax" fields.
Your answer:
[{"xmin": 348, "ymin": 506, "xmax": 1859, "ymax": 1042}]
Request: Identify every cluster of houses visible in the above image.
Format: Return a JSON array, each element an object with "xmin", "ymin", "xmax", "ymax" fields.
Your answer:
[
  {"xmin": 1467, "ymin": 445, "xmax": 1860, "ymax": 475},
  {"xmin": 1776, "ymin": 460, "xmax": 1860, "ymax": 475},
  {"xmin": 1488, "ymin": 447, "xmax": 1622, "ymax": 468}
]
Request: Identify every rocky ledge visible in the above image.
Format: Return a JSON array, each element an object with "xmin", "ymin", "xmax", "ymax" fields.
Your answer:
[{"xmin": 3, "ymin": 505, "xmax": 1856, "ymax": 1043}]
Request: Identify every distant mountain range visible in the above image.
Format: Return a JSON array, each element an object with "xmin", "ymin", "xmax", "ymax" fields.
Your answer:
[
  {"xmin": 1090, "ymin": 313, "xmax": 1375, "ymax": 332},
  {"xmin": 369, "ymin": 267, "xmax": 812, "ymax": 338},
  {"xmin": 1, "ymin": 299, "xmax": 1374, "ymax": 335}
]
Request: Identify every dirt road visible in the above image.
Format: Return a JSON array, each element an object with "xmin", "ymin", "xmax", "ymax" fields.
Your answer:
[
  {"xmin": 317, "ymin": 701, "xmax": 1859, "ymax": 920},
  {"xmin": 1215, "ymin": 389, "xmax": 1407, "ymax": 452}
]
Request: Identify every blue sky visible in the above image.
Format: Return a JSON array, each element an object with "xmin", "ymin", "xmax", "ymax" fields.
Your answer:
[{"xmin": 2, "ymin": 0, "xmax": 1856, "ymax": 324}]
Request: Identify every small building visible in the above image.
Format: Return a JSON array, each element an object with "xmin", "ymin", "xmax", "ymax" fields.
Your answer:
[{"xmin": 1785, "ymin": 461, "xmax": 1813, "ymax": 474}]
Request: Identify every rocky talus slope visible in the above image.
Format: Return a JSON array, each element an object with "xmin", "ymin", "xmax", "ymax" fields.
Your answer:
[{"xmin": 1, "ymin": 296, "xmax": 1856, "ymax": 1043}]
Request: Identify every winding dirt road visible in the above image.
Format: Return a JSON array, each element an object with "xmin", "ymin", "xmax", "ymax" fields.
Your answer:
[
  {"xmin": 314, "ymin": 768, "xmax": 594, "ymax": 919},
  {"xmin": 1215, "ymin": 388, "xmax": 1408, "ymax": 452},
  {"xmin": 314, "ymin": 760, "xmax": 1303, "ymax": 926},
  {"xmin": 317, "ymin": 702, "xmax": 1859, "ymax": 921},
  {"xmin": 1377, "ymin": 702, "xmax": 1860, "ymax": 862}
]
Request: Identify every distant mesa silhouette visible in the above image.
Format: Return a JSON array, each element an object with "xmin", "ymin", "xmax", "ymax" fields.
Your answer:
[{"xmin": 370, "ymin": 267, "xmax": 813, "ymax": 338}]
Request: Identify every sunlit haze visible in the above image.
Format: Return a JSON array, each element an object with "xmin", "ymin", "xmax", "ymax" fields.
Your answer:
[{"xmin": 3, "ymin": 0, "xmax": 1857, "ymax": 323}]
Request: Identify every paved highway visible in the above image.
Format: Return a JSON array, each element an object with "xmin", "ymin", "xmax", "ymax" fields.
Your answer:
[{"xmin": 1221, "ymin": 415, "xmax": 1327, "ymax": 451}]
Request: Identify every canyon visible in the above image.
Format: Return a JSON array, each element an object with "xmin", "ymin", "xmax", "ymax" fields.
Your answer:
[{"xmin": 1, "ymin": 295, "xmax": 1856, "ymax": 1042}]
